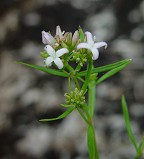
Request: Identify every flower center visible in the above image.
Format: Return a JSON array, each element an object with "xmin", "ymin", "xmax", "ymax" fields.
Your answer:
[{"xmin": 52, "ymin": 52, "xmax": 56, "ymax": 59}]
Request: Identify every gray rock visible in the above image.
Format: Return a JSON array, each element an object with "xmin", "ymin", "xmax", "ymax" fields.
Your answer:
[
  {"xmin": 16, "ymin": 126, "xmax": 54, "ymax": 157},
  {"xmin": 111, "ymin": 39, "xmax": 143, "ymax": 59},
  {"xmin": 85, "ymin": 8, "xmax": 117, "ymax": 40}
]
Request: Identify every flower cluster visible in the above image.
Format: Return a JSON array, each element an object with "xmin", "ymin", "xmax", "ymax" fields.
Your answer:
[
  {"xmin": 64, "ymin": 88, "xmax": 85, "ymax": 108},
  {"xmin": 41, "ymin": 26, "xmax": 107, "ymax": 69}
]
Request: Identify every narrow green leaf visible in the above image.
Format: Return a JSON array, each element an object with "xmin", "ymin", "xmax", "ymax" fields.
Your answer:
[
  {"xmin": 137, "ymin": 136, "xmax": 144, "ymax": 157},
  {"xmin": 78, "ymin": 59, "xmax": 132, "ymax": 77},
  {"xmin": 96, "ymin": 62, "xmax": 130, "ymax": 84},
  {"xmin": 77, "ymin": 77, "xmax": 85, "ymax": 82},
  {"xmin": 39, "ymin": 107, "xmax": 75, "ymax": 122},
  {"xmin": 87, "ymin": 125, "xmax": 96, "ymax": 159},
  {"xmin": 60, "ymin": 104, "xmax": 73, "ymax": 108},
  {"xmin": 121, "ymin": 96, "xmax": 138, "ymax": 151},
  {"xmin": 16, "ymin": 61, "xmax": 69, "ymax": 77},
  {"xmin": 139, "ymin": 137, "xmax": 144, "ymax": 153}
]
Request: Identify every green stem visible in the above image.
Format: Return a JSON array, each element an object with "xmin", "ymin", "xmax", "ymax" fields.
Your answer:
[
  {"xmin": 64, "ymin": 62, "xmax": 80, "ymax": 89},
  {"xmin": 87, "ymin": 70, "xmax": 99, "ymax": 159},
  {"xmin": 68, "ymin": 77, "xmax": 72, "ymax": 91},
  {"xmin": 62, "ymin": 70, "xmax": 69, "ymax": 76},
  {"xmin": 75, "ymin": 63, "xmax": 82, "ymax": 72},
  {"xmin": 73, "ymin": 78, "xmax": 80, "ymax": 90},
  {"xmin": 64, "ymin": 62, "xmax": 75, "ymax": 74},
  {"xmin": 83, "ymin": 105, "xmax": 92, "ymax": 123},
  {"xmin": 82, "ymin": 59, "xmax": 93, "ymax": 92},
  {"xmin": 77, "ymin": 108, "xmax": 90, "ymax": 125},
  {"xmin": 78, "ymin": 77, "xmax": 85, "ymax": 83},
  {"xmin": 88, "ymin": 79, "xmax": 96, "ymax": 118},
  {"xmin": 91, "ymin": 124, "xmax": 99, "ymax": 159}
]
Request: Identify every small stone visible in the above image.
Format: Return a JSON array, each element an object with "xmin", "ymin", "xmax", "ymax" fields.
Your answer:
[{"xmin": 16, "ymin": 126, "xmax": 53, "ymax": 157}]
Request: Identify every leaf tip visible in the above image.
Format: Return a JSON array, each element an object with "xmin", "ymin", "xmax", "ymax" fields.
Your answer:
[
  {"xmin": 121, "ymin": 95, "xmax": 126, "ymax": 105},
  {"xmin": 39, "ymin": 119, "xmax": 46, "ymax": 122},
  {"xmin": 121, "ymin": 95, "xmax": 125, "ymax": 100},
  {"xmin": 14, "ymin": 61, "xmax": 20, "ymax": 64}
]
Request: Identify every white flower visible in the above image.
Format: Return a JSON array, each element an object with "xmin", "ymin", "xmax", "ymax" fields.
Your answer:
[
  {"xmin": 42, "ymin": 31, "xmax": 55, "ymax": 45},
  {"xmin": 77, "ymin": 32, "xmax": 107, "ymax": 60},
  {"xmin": 44, "ymin": 45, "xmax": 68, "ymax": 69}
]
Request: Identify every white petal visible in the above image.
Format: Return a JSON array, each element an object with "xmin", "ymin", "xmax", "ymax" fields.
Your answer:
[
  {"xmin": 45, "ymin": 57, "xmax": 53, "ymax": 66},
  {"xmin": 94, "ymin": 42, "xmax": 107, "ymax": 49},
  {"xmin": 91, "ymin": 48, "xmax": 99, "ymax": 60},
  {"xmin": 56, "ymin": 48, "xmax": 69, "ymax": 58},
  {"xmin": 42, "ymin": 31, "xmax": 55, "ymax": 44},
  {"xmin": 44, "ymin": 45, "xmax": 55, "ymax": 57},
  {"xmin": 77, "ymin": 43, "xmax": 91, "ymax": 50},
  {"xmin": 85, "ymin": 32, "xmax": 94, "ymax": 45},
  {"xmin": 54, "ymin": 58, "xmax": 64, "ymax": 69}
]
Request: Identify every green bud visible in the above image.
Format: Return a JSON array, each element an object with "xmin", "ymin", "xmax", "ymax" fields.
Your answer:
[
  {"xmin": 76, "ymin": 101, "xmax": 80, "ymax": 104},
  {"xmin": 61, "ymin": 42, "xmax": 68, "ymax": 49},
  {"xmin": 80, "ymin": 62, "xmax": 83, "ymax": 66},
  {"xmin": 76, "ymin": 58, "xmax": 80, "ymax": 62},
  {"xmin": 80, "ymin": 102, "xmax": 84, "ymax": 105},
  {"xmin": 72, "ymin": 50, "xmax": 88, "ymax": 67},
  {"xmin": 82, "ymin": 96, "xmax": 85, "ymax": 100},
  {"xmin": 78, "ymin": 27, "xmax": 85, "ymax": 42},
  {"xmin": 83, "ymin": 58, "xmax": 87, "ymax": 62},
  {"xmin": 40, "ymin": 51, "xmax": 48, "ymax": 58}
]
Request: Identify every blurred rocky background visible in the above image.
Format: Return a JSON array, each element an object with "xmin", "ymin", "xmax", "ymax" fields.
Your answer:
[{"xmin": 0, "ymin": 0, "xmax": 144, "ymax": 159}]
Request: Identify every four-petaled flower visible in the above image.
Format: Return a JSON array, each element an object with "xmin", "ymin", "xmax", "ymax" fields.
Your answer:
[
  {"xmin": 77, "ymin": 32, "xmax": 107, "ymax": 60},
  {"xmin": 44, "ymin": 45, "xmax": 68, "ymax": 69}
]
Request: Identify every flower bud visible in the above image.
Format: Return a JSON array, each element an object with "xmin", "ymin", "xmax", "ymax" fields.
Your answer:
[
  {"xmin": 56, "ymin": 25, "xmax": 65, "ymax": 39},
  {"xmin": 72, "ymin": 30, "xmax": 79, "ymax": 45},
  {"xmin": 42, "ymin": 31, "xmax": 55, "ymax": 45},
  {"xmin": 40, "ymin": 51, "xmax": 48, "ymax": 58}
]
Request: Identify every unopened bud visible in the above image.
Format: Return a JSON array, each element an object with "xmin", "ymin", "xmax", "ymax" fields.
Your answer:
[
  {"xmin": 72, "ymin": 30, "xmax": 79, "ymax": 44},
  {"xmin": 42, "ymin": 31, "xmax": 55, "ymax": 45},
  {"xmin": 40, "ymin": 51, "xmax": 48, "ymax": 58}
]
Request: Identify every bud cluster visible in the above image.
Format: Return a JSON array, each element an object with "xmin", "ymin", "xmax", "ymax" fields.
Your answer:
[
  {"xmin": 72, "ymin": 50, "xmax": 87, "ymax": 66},
  {"xmin": 64, "ymin": 88, "xmax": 86, "ymax": 108},
  {"xmin": 42, "ymin": 26, "xmax": 79, "ymax": 50}
]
